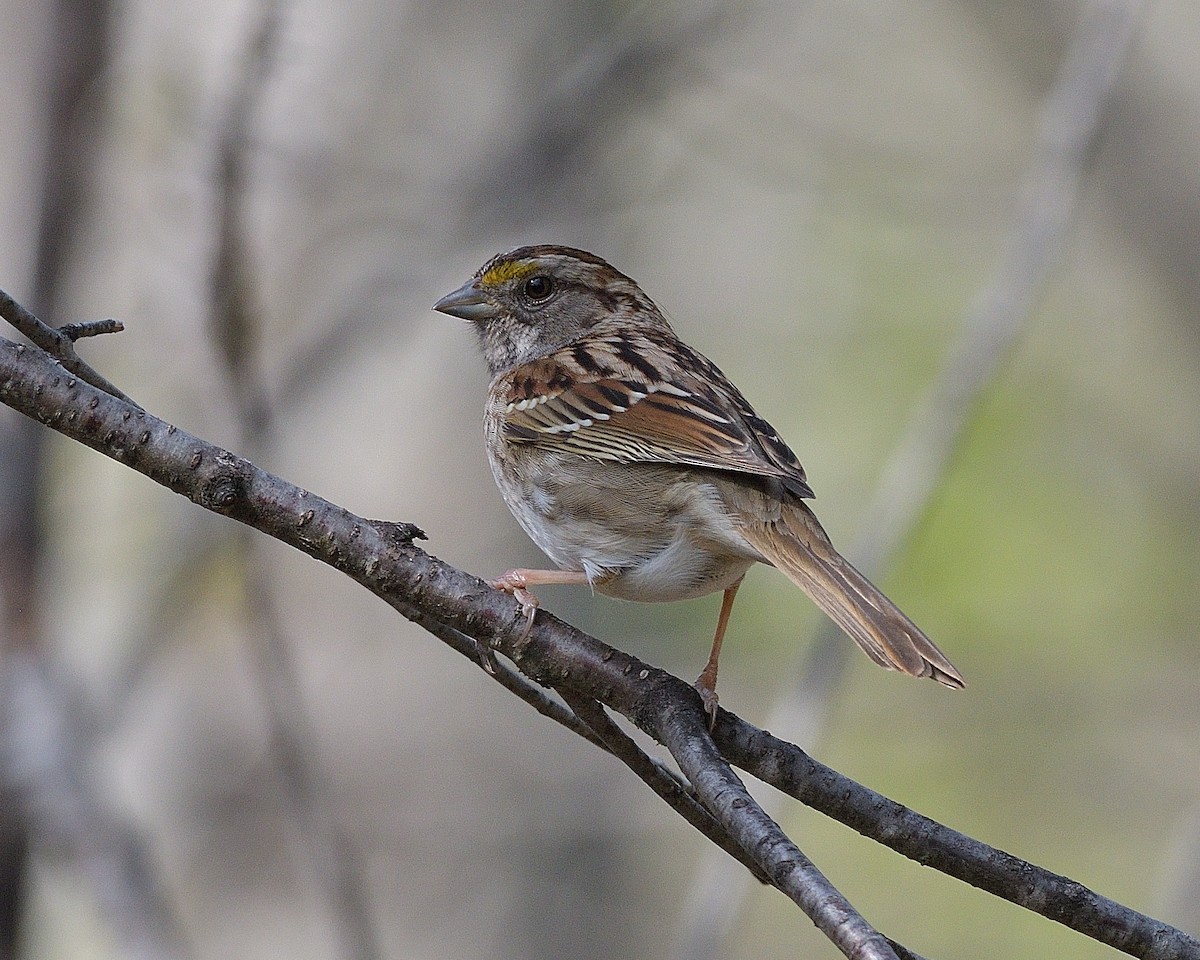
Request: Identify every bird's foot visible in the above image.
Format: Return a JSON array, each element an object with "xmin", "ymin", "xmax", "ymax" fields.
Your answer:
[
  {"xmin": 488, "ymin": 570, "xmax": 540, "ymax": 639},
  {"xmin": 694, "ymin": 666, "xmax": 720, "ymax": 731}
]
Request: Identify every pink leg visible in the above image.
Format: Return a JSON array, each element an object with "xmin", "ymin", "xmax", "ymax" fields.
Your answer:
[
  {"xmin": 489, "ymin": 568, "xmax": 593, "ymax": 638},
  {"xmin": 695, "ymin": 577, "xmax": 743, "ymax": 727}
]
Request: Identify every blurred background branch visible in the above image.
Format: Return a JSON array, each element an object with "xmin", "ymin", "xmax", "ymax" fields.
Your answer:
[
  {"xmin": 206, "ymin": 2, "xmax": 384, "ymax": 957},
  {"xmin": 0, "ymin": 0, "xmax": 184, "ymax": 956}
]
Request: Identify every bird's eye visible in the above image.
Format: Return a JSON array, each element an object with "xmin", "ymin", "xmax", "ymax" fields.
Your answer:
[{"xmin": 522, "ymin": 275, "xmax": 554, "ymax": 302}]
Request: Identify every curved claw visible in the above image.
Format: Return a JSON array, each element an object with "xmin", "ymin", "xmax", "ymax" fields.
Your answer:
[
  {"xmin": 488, "ymin": 571, "xmax": 540, "ymax": 639},
  {"xmin": 475, "ymin": 639, "xmax": 500, "ymax": 675},
  {"xmin": 693, "ymin": 679, "xmax": 720, "ymax": 731}
]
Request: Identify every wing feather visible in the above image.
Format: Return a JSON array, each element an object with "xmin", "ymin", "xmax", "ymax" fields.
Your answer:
[{"xmin": 496, "ymin": 332, "xmax": 814, "ymax": 498}]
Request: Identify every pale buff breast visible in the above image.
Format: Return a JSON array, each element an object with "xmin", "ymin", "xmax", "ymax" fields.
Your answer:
[{"xmin": 487, "ymin": 438, "xmax": 763, "ymax": 603}]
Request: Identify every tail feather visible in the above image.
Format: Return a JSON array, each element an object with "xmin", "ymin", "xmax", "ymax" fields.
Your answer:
[{"xmin": 740, "ymin": 501, "xmax": 965, "ymax": 689}]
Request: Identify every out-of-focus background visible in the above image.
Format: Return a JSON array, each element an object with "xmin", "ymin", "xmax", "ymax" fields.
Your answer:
[{"xmin": 1, "ymin": 0, "xmax": 1197, "ymax": 957}]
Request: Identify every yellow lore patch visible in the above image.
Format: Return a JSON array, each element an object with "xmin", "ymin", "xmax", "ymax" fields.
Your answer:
[{"xmin": 480, "ymin": 259, "xmax": 536, "ymax": 288}]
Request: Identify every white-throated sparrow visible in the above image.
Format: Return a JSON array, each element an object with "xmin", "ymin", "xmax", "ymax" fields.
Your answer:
[{"xmin": 435, "ymin": 245, "xmax": 964, "ymax": 716}]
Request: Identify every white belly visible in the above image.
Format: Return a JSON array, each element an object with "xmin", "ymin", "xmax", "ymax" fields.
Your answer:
[{"xmin": 490, "ymin": 452, "xmax": 762, "ymax": 603}]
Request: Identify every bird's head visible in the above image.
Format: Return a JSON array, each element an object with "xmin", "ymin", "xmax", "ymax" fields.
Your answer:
[{"xmin": 433, "ymin": 245, "xmax": 666, "ymax": 374}]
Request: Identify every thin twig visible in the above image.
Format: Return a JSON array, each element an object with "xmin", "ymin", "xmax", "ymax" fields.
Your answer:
[
  {"xmin": 240, "ymin": 547, "xmax": 384, "ymax": 960},
  {"xmin": 838, "ymin": 0, "xmax": 1144, "ymax": 586},
  {"xmin": 0, "ymin": 290, "xmax": 137, "ymax": 406},
  {"xmin": 58, "ymin": 318, "xmax": 124, "ymax": 341}
]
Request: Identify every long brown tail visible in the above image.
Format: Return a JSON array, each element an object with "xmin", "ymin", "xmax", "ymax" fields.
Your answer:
[{"xmin": 739, "ymin": 500, "xmax": 964, "ymax": 688}]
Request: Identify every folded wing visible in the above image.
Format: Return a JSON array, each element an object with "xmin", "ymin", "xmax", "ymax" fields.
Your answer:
[{"xmin": 498, "ymin": 331, "xmax": 814, "ymax": 499}]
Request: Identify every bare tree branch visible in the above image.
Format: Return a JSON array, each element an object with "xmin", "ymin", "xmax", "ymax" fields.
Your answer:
[
  {"xmin": 0, "ymin": 290, "xmax": 136, "ymax": 405},
  {"xmin": 1, "ymin": 307, "xmax": 1197, "ymax": 958},
  {"xmin": 656, "ymin": 703, "xmax": 902, "ymax": 960},
  {"xmin": 714, "ymin": 717, "xmax": 1192, "ymax": 960}
]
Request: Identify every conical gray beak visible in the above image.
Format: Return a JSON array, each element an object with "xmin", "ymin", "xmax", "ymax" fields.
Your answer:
[{"xmin": 432, "ymin": 280, "xmax": 499, "ymax": 321}]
